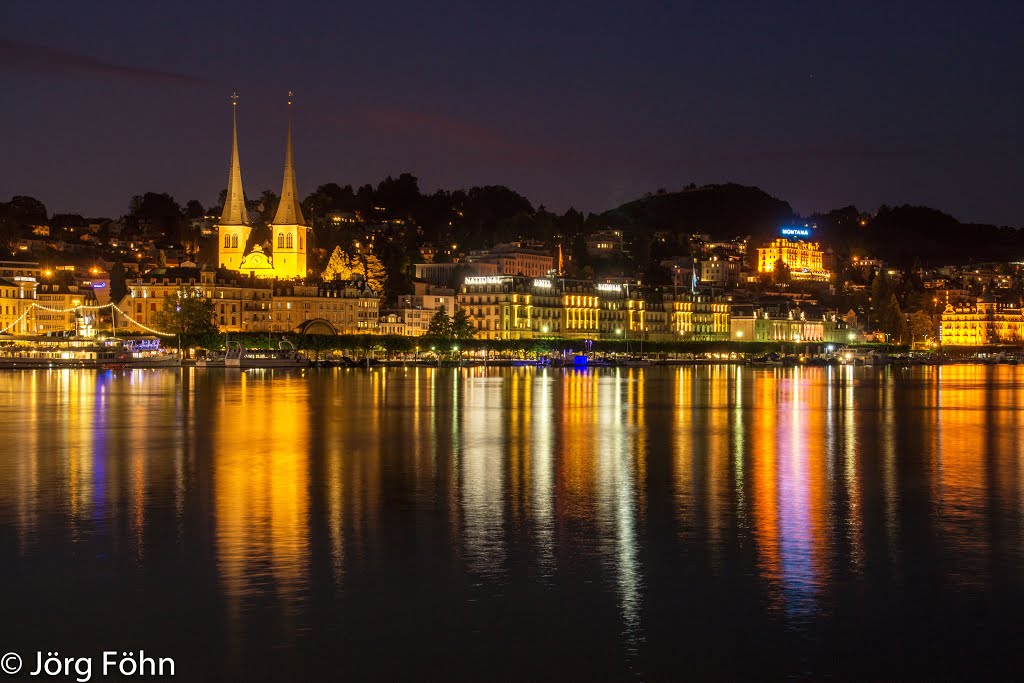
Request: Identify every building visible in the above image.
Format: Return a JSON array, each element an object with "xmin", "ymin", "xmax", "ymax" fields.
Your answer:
[
  {"xmin": 118, "ymin": 264, "xmax": 379, "ymax": 335},
  {"xmin": 466, "ymin": 242, "xmax": 555, "ymax": 277},
  {"xmin": 384, "ymin": 283, "xmax": 457, "ymax": 336},
  {"xmin": 35, "ymin": 281, "xmax": 97, "ymax": 335},
  {"xmin": 413, "ymin": 261, "xmax": 498, "ymax": 287},
  {"xmin": 584, "ymin": 230, "xmax": 625, "ymax": 258},
  {"xmin": 217, "ymin": 97, "xmax": 310, "ymax": 280},
  {"xmin": 596, "ymin": 283, "xmax": 647, "ymax": 338},
  {"xmin": 941, "ymin": 298, "xmax": 1024, "ymax": 346},
  {"xmin": 456, "ymin": 276, "xmax": 599, "ymax": 340},
  {"xmin": 455, "ymin": 277, "xmax": 727, "ymax": 342},
  {"xmin": 669, "ymin": 292, "xmax": 732, "ymax": 340},
  {"xmin": 0, "ymin": 278, "xmax": 37, "ymax": 335},
  {"xmin": 729, "ymin": 299, "xmax": 849, "ymax": 343},
  {"xmin": 700, "ymin": 256, "xmax": 741, "ymax": 287},
  {"xmin": 757, "ymin": 228, "xmax": 831, "ymax": 282}
]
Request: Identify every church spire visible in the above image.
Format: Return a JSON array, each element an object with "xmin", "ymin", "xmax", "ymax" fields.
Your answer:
[
  {"xmin": 272, "ymin": 91, "xmax": 306, "ymax": 226},
  {"xmin": 220, "ymin": 93, "xmax": 249, "ymax": 226}
]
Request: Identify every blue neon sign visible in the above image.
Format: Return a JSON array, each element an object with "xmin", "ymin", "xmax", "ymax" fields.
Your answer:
[{"xmin": 780, "ymin": 227, "xmax": 811, "ymax": 238}]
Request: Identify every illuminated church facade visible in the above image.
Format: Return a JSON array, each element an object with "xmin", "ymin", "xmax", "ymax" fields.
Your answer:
[{"xmin": 217, "ymin": 96, "xmax": 310, "ymax": 280}]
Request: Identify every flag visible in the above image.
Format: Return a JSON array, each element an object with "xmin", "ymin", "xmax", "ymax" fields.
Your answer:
[{"xmin": 691, "ymin": 263, "xmax": 698, "ymax": 293}]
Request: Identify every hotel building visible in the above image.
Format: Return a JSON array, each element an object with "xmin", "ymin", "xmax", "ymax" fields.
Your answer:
[
  {"xmin": 940, "ymin": 299, "xmax": 1024, "ymax": 346},
  {"xmin": 729, "ymin": 299, "xmax": 849, "ymax": 343},
  {"xmin": 757, "ymin": 228, "xmax": 831, "ymax": 282}
]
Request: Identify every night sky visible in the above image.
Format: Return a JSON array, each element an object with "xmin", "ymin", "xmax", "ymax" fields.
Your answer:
[{"xmin": 1, "ymin": 1, "xmax": 1021, "ymax": 225}]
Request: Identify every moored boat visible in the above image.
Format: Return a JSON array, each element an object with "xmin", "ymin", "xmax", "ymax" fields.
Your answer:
[
  {"xmin": 224, "ymin": 340, "xmax": 308, "ymax": 368},
  {"xmin": 0, "ymin": 336, "xmax": 180, "ymax": 368}
]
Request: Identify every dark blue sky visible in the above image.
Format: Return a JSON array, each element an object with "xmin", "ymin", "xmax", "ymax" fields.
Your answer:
[{"xmin": 1, "ymin": 1, "xmax": 1021, "ymax": 225}]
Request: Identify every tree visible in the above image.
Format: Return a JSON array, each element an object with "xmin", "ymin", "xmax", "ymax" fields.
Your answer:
[
  {"xmin": 871, "ymin": 268, "xmax": 895, "ymax": 328},
  {"xmin": 153, "ymin": 287, "xmax": 217, "ymax": 336},
  {"xmin": 322, "ymin": 246, "xmax": 355, "ymax": 282},
  {"xmin": 878, "ymin": 293, "xmax": 903, "ymax": 340},
  {"xmin": 452, "ymin": 308, "xmax": 476, "ymax": 340},
  {"xmin": 904, "ymin": 310, "xmax": 934, "ymax": 344},
  {"xmin": 258, "ymin": 190, "xmax": 279, "ymax": 220},
  {"xmin": 427, "ymin": 305, "xmax": 453, "ymax": 337},
  {"xmin": 184, "ymin": 200, "xmax": 205, "ymax": 219},
  {"xmin": 6, "ymin": 196, "xmax": 48, "ymax": 225},
  {"xmin": 129, "ymin": 192, "xmax": 184, "ymax": 239},
  {"xmin": 356, "ymin": 252, "xmax": 387, "ymax": 294},
  {"xmin": 109, "ymin": 262, "xmax": 128, "ymax": 303},
  {"xmin": 772, "ymin": 258, "xmax": 791, "ymax": 286}
]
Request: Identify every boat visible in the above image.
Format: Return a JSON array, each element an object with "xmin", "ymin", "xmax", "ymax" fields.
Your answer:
[
  {"xmin": 195, "ymin": 352, "xmax": 226, "ymax": 368},
  {"xmin": 224, "ymin": 340, "xmax": 309, "ymax": 368},
  {"xmin": 0, "ymin": 336, "xmax": 180, "ymax": 369},
  {"xmin": 619, "ymin": 357, "xmax": 653, "ymax": 367},
  {"xmin": 838, "ymin": 347, "xmax": 891, "ymax": 366}
]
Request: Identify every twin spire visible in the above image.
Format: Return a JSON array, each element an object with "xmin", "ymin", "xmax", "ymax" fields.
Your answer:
[
  {"xmin": 220, "ymin": 92, "xmax": 306, "ymax": 228},
  {"xmin": 220, "ymin": 93, "xmax": 249, "ymax": 226},
  {"xmin": 273, "ymin": 92, "xmax": 305, "ymax": 226}
]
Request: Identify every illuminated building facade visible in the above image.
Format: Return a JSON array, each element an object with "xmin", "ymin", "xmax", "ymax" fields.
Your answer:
[
  {"xmin": 670, "ymin": 293, "xmax": 731, "ymax": 340},
  {"xmin": 119, "ymin": 265, "xmax": 378, "ymax": 334},
  {"xmin": 757, "ymin": 229, "xmax": 831, "ymax": 282},
  {"xmin": 467, "ymin": 242, "xmax": 555, "ymax": 277},
  {"xmin": 597, "ymin": 283, "xmax": 647, "ymax": 338},
  {"xmin": 413, "ymin": 262, "xmax": 498, "ymax": 287},
  {"xmin": 729, "ymin": 300, "xmax": 848, "ymax": 343},
  {"xmin": 216, "ymin": 97, "xmax": 309, "ymax": 280},
  {"xmin": 383, "ymin": 284, "xmax": 457, "ymax": 336},
  {"xmin": 35, "ymin": 282, "xmax": 97, "ymax": 335},
  {"xmin": 940, "ymin": 299, "xmax": 1024, "ymax": 346},
  {"xmin": 457, "ymin": 277, "xmax": 730, "ymax": 341},
  {"xmin": 456, "ymin": 276, "xmax": 599, "ymax": 340},
  {"xmin": 700, "ymin": 257, "xmax": 741, "ymax": 287},
  {"xmin": 0, "ymin": 279, "xmax": 37, "ymax": 335}
]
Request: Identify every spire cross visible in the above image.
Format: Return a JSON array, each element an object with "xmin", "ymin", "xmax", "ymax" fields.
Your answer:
[
  {"xmin": 287, "ymin": 90, "xmax": 294, "ymax": 106},
  {"xmin": 230, "ymin": 91, "xmax": 239, "ymax": 105}
]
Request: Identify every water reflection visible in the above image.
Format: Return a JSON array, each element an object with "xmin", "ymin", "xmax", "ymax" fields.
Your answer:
[
  {"xmin": 214, "ymin": 373, "xmax": 311, "ymax": 624},
  {"xmin": 2, "ymin": 365, "xmax": 1024, "ymax": 678}
]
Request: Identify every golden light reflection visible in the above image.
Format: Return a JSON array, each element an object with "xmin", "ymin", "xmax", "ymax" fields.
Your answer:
[
  {"xmin": 531, "ymin": 370, "xmax": 556, "ymax": 579},
  {"xmin": 751, "ymin": 370, "xmax": 783, "ymax": 611},
  {"xmin": 460, "ymin": 374, "xmax": 507, "ymax": 577},
  {"xmin": 215, "ymin": 374, "xmax": 310, "ymax": 622}
]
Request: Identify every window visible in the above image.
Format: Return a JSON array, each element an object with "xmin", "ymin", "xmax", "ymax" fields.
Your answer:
[
  {"xmin": 224, "ymin": 233, "xmax": 231, "ymax": 249},
  {"xmin": 231, "ymin": 234, "xmax": 238, "ymax": 249},
  {"xmin": 286, "ymin": 233, "xmax": 293, "ymax": 249},
  {"xmin": 278, "ymin": 233, "xmax": 285, "ymax": 249}
]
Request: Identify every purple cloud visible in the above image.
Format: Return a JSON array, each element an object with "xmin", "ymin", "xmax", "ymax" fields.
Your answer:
[{"xmin": 0, "ymin": 38, "xmax": 207, "ymax": 85}]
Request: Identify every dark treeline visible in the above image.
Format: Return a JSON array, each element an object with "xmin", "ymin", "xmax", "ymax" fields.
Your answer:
[{"xmin": 3, "ymin": 178, "xmax": 1021, "ymax": 274}]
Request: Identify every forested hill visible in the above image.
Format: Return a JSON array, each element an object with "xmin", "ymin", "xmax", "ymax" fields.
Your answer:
[
  {"xmin": 597, "ymin": 184, "xmax": 1022, "ymax": 265},
  {"xmin": 812, "ymin": 204, "xmax": 1024, "ymax": 266},
  {"xmin": 597, "ymin": 183, "xmax": 797, "ymax": 241}
]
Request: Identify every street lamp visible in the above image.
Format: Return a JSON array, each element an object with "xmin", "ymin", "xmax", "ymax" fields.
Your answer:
[
  {"xmin": 615, "ymin": 328, "xmax": 622, "ymax": 336},
  {"xmin": 541, "ymin": 325, "xmax": 549, "ymax": 334}
]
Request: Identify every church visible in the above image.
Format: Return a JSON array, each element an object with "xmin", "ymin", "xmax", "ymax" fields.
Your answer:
[{"xmin": 217, "ymin": 96, "xmax": 310, "ymax": 280}]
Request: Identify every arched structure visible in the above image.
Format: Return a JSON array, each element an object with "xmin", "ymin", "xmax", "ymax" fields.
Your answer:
[{"xmin": 294, "ymin": 318, "xmax": 338, "ymax": 336}]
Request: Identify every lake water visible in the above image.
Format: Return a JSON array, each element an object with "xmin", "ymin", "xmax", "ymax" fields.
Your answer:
[{"xmin": 1, "ymin": 365, "xmax": 1022, "ymax": 680}]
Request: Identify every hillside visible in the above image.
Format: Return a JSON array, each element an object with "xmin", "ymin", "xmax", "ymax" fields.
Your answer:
[{"xmin": 598, "ymin": 183, "xmax": 797, "ymax": 241}]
